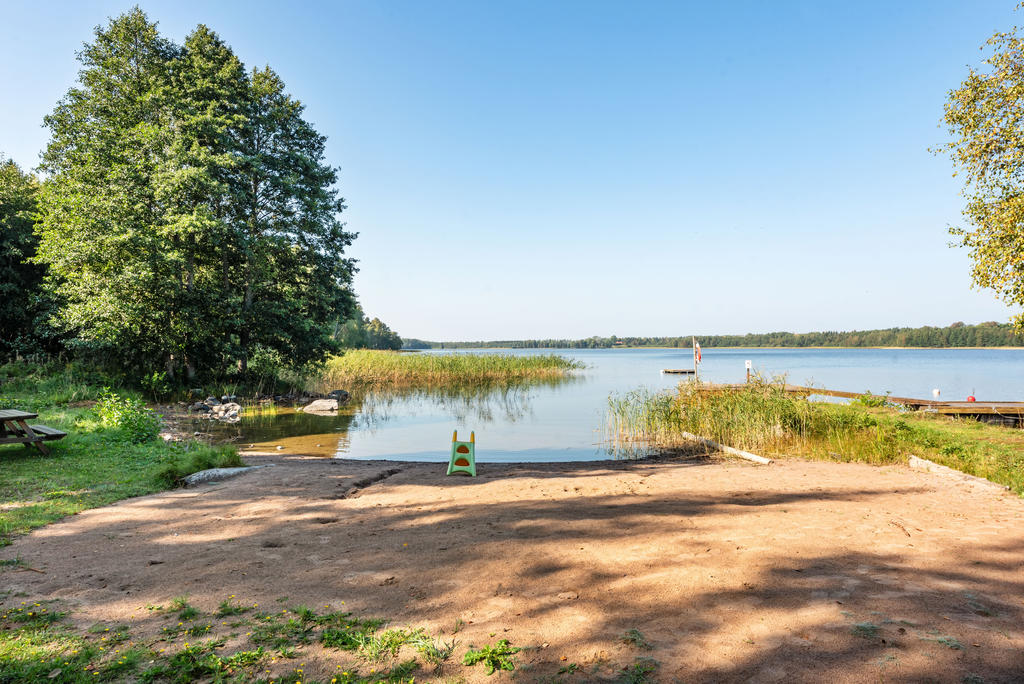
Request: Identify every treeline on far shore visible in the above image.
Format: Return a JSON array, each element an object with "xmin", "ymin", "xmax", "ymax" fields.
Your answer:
[{"xmin": 402, "ymin": 321, "xmax": 1022, "ymax": 350}]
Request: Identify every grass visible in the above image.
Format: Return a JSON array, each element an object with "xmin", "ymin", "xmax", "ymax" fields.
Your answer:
[
  {"xmin": 462, "ymin": 639, "xmax": 520, "ymax": 675},
  {"xmin": 0, "ymin": 596, "xmax": 479, "ymax": 683},
  {"xmin": 607, "ymin": 378, "xmax": 1024, "ymax": 494},
  {"xmin": 0, "ymin": 362, "xmax": 241, "ymax": 546},
  {"xmin": 617, "ymin": 657, "xmax": 660, "ymax": 684},
  {"xmin": 619, "ymin": 628, "xmax": 652, "ymax": 650},
  {"xmin": 314, "ymin": 350, "xmax": 582, "ymax": 391}
]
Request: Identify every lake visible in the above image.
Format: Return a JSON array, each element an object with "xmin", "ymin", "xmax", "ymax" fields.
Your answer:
[{"xmin": 200, "ymin": 347, "xmax": 1024, "ymax": 463}]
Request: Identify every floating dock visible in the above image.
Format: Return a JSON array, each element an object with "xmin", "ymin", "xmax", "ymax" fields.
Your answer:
[
  {"xmin": 699, "ymin": 383, "xmax": 1024, "ymax": 426},
  {"xmin": 662, "ymin": 368, "xmax": 696, "ymax": 374}
]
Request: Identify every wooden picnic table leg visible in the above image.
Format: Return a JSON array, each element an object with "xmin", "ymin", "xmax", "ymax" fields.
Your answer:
[{"xmin": 14, "ymin": 420, "xmax": 49, "ymax": 456}]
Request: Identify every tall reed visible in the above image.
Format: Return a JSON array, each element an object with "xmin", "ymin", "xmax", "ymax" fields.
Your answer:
[
  {"xmin": 313, "ymin": 350, "xmax": 582, "ymax": 392},
  {"xmin": 611, "ymin": 379, "xmax": 937, "ymax": 465}
]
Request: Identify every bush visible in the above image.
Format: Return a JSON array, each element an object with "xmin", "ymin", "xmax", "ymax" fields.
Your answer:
[
  {"xmin": 154, "ymin": 444, "xmax": 243, "ymax": 487},
  {"xmin": 96, "ymin": 388, "xmax": 161, "ymax": 442}
]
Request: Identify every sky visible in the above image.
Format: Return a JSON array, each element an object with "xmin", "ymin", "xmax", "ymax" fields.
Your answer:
[{"xmin": 1, "ymin": 1, "xmax": 1020, "ymax": 341}]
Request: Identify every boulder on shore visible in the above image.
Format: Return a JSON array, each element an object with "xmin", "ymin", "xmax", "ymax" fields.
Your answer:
[
  {"xmin": 209, "ymin": 402, "xmax": 242, "ymax": 423},
  {"xmin": 302, "ymin": 398, "xmax": 339, "ymax": 414}
]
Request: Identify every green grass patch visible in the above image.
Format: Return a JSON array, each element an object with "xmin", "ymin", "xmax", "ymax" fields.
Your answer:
[
  {"xmin": 0, "ymin": 363, "xmax": 242, "ymax": 546},
  {"xmin": 463, "ymin": 639, "xmax": 520, "ymax": 675},
  {"xmin": 607, "ymin": 379, "xmax": 1024, "ymax": 494},
  {"xmin": 315, "ymin": 350, "xmax": 582, "ymax": 391}
]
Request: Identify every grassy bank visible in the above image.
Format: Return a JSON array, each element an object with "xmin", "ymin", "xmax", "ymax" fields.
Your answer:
[
  {"xmin": 315, "ymin": 350, "xmax": 583, "ymax": 391},
  {"xmin": 0, "ymin": 363, "xmax": 240, "ymax": 546},
  {"xmin": 608, "ymin": 380, "xmax": 1024, "ymax": 494}
]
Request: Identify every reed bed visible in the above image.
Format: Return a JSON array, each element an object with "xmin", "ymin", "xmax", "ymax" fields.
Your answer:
[
  {"xmin": 314, "ymin": 350, "xmax": 582, "ymax": 391},
  {"xmin": 608, "ymin": 379, "xmax": 1024, "ymax": 493}
]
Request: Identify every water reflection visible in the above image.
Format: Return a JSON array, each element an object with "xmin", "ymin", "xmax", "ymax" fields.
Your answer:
[{"xmin": 188, "ymin": 375, "xmax": 579, "ymax": 458}]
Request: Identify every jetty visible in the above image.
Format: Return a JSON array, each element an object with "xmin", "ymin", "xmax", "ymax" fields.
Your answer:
[
  {"xmin": 662, "ymin": 368, "xmax": 696, "ymax": 374},
  {"xmin": 699, "ymin": 383, "xmax": 1024, "ymax": 426}
]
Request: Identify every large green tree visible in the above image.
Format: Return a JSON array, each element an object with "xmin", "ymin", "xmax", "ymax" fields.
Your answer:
[
  {"xmin": 35, "ymin": 9, "xmax": 356, "ymax": 379},
  {"xmin": 0, "ymin": 157, "xmax": 47, "ymax": 355},
  {"xmin": 228, "ymin": 66, "xmax": 357, "ymax": 373},
  {"xmin": 36, "ymin": 9, "xmax": 181, "ymax": 370},
  {"xmin": 941, "ymin": 21, "xmax": 1024, "ymax": 327}
]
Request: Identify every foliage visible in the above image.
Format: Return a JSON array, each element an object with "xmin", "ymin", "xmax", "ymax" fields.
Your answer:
[
  {"xmin": 33, "ymin": 9, "xmax": 356, "ymax": 382},
  {"xmin": 316, "ymin": 350, "xmax": 582, "ymax": 391},
  {"xmin": 851, "ymin": 391, "xmax": 891, "ymax": 408},
  {"xmin": 0, "ymin": 156, "xmax": 55, "ymax": 357},
  {"xmin": 96, "ymin": 388, "xmax": 162, "ymax": 442},
  {"xmin": 415, "ymin": 321, "xmax": 1023, "ymax": 349},
  {"xmin": 607, "ymin": 379, "xmax": 1024, "ymax": 494},
  {"xmin": 940, "ymin": 18, "xmax": 1024, "ymax": 328},
  {"xmin": 462, "ymin": 639, "xmax": 520, "ymax": 675},
  {"xmin": 335, "ymin": 304, "xmax": 404, "ymax": 350}
]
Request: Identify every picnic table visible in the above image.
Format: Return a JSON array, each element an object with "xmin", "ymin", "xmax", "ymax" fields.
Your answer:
[{"xmin": 0, "ymin": 409, "xmax": 66, "ymax": 455}]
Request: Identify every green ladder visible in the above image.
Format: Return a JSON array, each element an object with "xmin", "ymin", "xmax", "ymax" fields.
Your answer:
[{"xmin": 447, "ymin": 430, "xmax": 476, "ymax": 476}]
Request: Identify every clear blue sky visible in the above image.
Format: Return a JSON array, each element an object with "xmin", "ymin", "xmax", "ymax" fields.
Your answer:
[{"xmin": 1, "ymin": 1, "xmax": 1019, "ymax": 340}]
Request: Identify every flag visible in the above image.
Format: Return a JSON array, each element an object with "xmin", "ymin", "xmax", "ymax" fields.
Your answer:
[{"xmin": 695, "ymin": 342, "xmax": 702, "ymax": 364}]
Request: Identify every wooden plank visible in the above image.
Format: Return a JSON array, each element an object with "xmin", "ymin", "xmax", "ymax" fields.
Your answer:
[
  {"xmin": 0, "ymin": 409, "xmax": 38, "ymax": 420},
  {"xmin": 27, "ymin": 425, "xmax": 67, "ymax": 440},
  {"xmin": 0, "ymin": 434, "xmax": 44, "ymax": 445},
  {"xmin": 662, "ymin": 369, "xmax": 695, "ymax": 374}
]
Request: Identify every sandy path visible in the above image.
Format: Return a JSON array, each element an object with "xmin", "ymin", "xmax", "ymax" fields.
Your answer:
[{"xmin": 2, "ymin": 454, "xmax": 1023, "ymax": 682}]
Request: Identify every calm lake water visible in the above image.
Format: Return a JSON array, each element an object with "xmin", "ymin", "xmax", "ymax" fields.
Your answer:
[{"xmin": 203, "ymin": 348, "xmax": 1024, "ymax": 463}]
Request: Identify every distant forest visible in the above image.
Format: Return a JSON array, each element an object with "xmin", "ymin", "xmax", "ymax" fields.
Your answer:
[{"xmin": 403, "ymin": 321, "xmax": 1022, "ymax": 350}]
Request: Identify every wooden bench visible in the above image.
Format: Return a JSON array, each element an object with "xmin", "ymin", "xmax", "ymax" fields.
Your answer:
[{"xmin": 0, "ymin": 409, "xmax": 67, "ymax": 455}]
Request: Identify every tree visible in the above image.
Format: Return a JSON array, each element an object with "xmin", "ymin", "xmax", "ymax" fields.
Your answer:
[
  {"xmin": 35, "ymin": 9, "xmax": 182, "ymax": 371},
  {"xmin": 941, "ymin": 20, "xmax": 1024, "ymax": 327},
  {"xmin": 228, "ymin": 66, "xmax": 357, "ymax": 373},
  {"xmin": 34, "ymin": 10, "xmax": 357, "ymax": 380},
  {"xmin": 0, "ymin": 157, "xmax": 49, "ymax": 355},
  {"xmin": 333, "ymin": 304, "xmax": 403, "ymax": 350}
]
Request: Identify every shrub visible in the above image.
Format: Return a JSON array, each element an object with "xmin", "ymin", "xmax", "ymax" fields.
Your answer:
[{"xmin": 96, "ymin": 388, "xmax": 161, "ymax": 442}]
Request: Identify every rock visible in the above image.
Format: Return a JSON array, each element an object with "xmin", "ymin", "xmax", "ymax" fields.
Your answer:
[
  {"xmin": 221, "ymin": 394, "xmax": 236, "ymax": 402},
  {"xmin": 209, "ymin": 402, "xmax": 243, "ymax": 423},
  {"xmin": 557, "ymin": 591, "xmax": 579, "ymax": 600},
  {"xmin": 191, "ymin": 402, "xmax": 211, "ymax": 412},
  {"xmin": 302, "ymin": 398, "xmax": 340, "ymax": 414},
  {"xmin": 204, "ymin": 396, "xmax": 221, "ymax": 407},
  {"xmin": 182, "ymin": 465, "xmax": 267, "ymax": 487},
  {"xmin": 327, "ymin": 389, "xmax": 351, "ymax": 404}
]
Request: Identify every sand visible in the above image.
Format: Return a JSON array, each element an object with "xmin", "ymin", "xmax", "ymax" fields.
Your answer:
[{"xmin": 2, "ymin": 453, "xmax": 1023, "ymax": 682}]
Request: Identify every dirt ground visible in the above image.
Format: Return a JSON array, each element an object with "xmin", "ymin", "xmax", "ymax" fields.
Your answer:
[{"xmin": 2, "ymin": 453, "xmax": 1023, "ymax": 683}]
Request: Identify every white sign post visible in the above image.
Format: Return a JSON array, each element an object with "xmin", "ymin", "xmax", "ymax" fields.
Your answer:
[{"xmin": 745, "ymin": 359, "xmax": 752, "ymax": 383}]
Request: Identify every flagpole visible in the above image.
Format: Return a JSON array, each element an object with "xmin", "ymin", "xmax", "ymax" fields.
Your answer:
[{"xmin": 693, "ymin": 335, "xmax": 698, "ymax": 381}]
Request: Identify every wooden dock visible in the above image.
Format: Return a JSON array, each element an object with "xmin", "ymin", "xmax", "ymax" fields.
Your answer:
[
  {"xmin": 662, "ymin": 368, "xmax": 695, "ymax": 374},
  {"xmin": 698, "ymin": 383, "xmax": 1024, "ymax": 425}
]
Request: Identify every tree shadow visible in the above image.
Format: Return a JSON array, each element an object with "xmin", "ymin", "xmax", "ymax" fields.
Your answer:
[{"xmin": 1, "ymin": 458, "xmax": 1022, "ymax": 682}]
